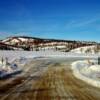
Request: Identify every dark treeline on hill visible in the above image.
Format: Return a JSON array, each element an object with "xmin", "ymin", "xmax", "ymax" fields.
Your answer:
[{"xmin": 0, "ymin": 36, "xmax": 99, "ymax": 51}]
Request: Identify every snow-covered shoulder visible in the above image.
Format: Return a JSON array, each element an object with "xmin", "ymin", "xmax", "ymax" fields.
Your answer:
[{"xmin": 71, "ymin": 60, "xmax": 100, "ymax": 88}]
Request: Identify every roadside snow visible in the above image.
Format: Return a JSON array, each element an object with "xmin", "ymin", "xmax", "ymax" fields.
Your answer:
[{"xmin": 71, "ymin": 60, "xmax": 100, "ymax": 88}]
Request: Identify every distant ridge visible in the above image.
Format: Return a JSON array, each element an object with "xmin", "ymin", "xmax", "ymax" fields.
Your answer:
[
  {"xmin": 7, "ymin": 36, "xmax": 42, "ymax": 40},
  {"xmin": 5, "ymin": 35, "xmax": 97, "ymax": 43},
  {"xmin": 0, "ymin": 36, "xmax": 99, "ymax": 51}
]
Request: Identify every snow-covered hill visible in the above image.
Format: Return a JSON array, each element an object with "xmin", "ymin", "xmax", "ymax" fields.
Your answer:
[
  {"xmin": 2, "ymin": 36, "xmax": 36, "ymax": 45},
  {"xmin": 1, "ymin": 36, "xmax": 99, "ymax": 51},
  {"xmin": 71, "ymin": 45, "xmax": 100, "ymax": 54}
]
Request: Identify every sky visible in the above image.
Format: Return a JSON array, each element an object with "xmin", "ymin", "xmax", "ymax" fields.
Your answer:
[{"xmin": 0, "ymin": 0, "xmax": 100, "ymax": 42}]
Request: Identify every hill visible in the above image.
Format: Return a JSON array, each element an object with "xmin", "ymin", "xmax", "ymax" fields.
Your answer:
[{"xmin": 0, "ymin": 36, "xmax": 99, "ymax": 51}]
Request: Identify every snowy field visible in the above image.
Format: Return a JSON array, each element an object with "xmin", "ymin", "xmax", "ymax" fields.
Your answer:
[
  {"xmin": 0, "ymin": 50, "xmax": 99, "ymax": 63},
  {"xmin": 71, "ymin": 60, "xmax": 100, "ymax": 88},
  {"xmin": 0, "ymin": 50, "xmax": 99, "ymax": 80}
]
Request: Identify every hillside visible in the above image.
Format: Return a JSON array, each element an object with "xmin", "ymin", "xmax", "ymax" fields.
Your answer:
[
  {"xmin": 0, "ymin": 36, "xmax": 98, "ymax": 51},
  {"xmin": 71, "ymin": 45, "xmax": 100, "ymax": 54}
]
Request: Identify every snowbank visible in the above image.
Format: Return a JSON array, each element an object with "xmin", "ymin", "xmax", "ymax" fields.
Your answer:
[
  {"xmin": 0, "ymin": 56, "xmax": 29, "ymax": 78},
  {"xmin": 0, "ymin": 63, "xmax": 22, "ymax": 78},
  {"xmin": 71, "ymin": 60, "xmax": 100, "ymax": 88}
]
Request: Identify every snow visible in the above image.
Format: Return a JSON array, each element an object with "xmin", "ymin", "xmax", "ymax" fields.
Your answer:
[
  {"xmin": 2, "ymin": 38, "xmax": 10, "ymax": 43},
  {"xmin": 0, "ymin": 59, "xmax": 22, "ymax": 78},
  {"xmin": 89, "ymin": 65, "xmax": 100, "ymax": 72},
  {"xmin": 0, "ymin": 50, "xmax": 99, "ymax": 63},
  {"xmin": 2, "ymin": 37, "xmax": 35, "ymax": 44},
  {"xmin": 0, "ymin": 56, "xmax": 23, "ymax": 78},
  {"xmin": 18, "ymin": 37, "xmax": 28, "ymax": 41},
  {"xmin": 56, "ymin": 45, "xmax": 66, "ymax": 48},
  {"xmin": 0, "ymin": 50, "xmax": 99, "ymax": 79},
  {"xmin": 71, "ymin": 45, "xmax": 100, "ymax": 54},
  {"xmin": 71, "ymin": 60, "xmax": 100, "ymax": 88}
]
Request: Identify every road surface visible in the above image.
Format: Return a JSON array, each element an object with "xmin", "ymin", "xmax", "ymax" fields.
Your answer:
[{"xmin": 0, "ymin": 58, "xmax": 100, "ymax": 100}]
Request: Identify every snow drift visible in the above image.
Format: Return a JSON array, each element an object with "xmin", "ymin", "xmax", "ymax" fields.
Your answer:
[{"xmin": 71, "ymin": 60, "xmax": 100, "ymax": 88}]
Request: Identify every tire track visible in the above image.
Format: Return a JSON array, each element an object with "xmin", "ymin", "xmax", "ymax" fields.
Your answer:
[
  {"xmin": 1, "ymin": 59, "xmax": 100, "ymax": 100},
  {"xmin": 0, "ymin": 60, "xmax": 51, "ymax": 100}
]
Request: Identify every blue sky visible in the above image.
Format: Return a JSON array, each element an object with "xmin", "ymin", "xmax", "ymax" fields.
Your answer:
[{"xmin": 0, "ymin": 0, "xmax": 100, "ymax": 41}]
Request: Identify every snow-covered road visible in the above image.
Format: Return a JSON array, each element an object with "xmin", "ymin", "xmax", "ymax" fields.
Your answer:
[{"xmin": 1, "ymin": 58, "xmax": 100, "ymax": 100}]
